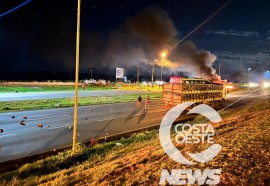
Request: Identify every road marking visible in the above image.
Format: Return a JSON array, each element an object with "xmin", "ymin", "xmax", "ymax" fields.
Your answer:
[
  {"xmin": 0, "ymin": 134, "xmax": 16, "ymax": 138},
  {"xmin": 27, "ymin": 115, "xmax": 71, "ymax": 121},
  {"xmin": 47, "ymin": 125, "xmax": 70, "ymax": 130}
]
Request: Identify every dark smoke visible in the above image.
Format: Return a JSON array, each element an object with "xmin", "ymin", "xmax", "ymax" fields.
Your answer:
[
  {"xmin": 34, "ymin": 5, "xmax": 219, "ymax": 80},
  {"xmin": 87, "ymin": 6, "xmax": 219, "ymax": 80},
  {"xmin": 99, "ymin": 6, "xmax": 177, "ymax": 68},
  {"xmin": 170, "ymin": 41, "xmax": 219, "ymax": 80}
]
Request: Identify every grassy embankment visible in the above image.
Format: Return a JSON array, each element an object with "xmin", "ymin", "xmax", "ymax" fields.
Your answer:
[
  {"xmin": 0, "ymin": 98, "xmax": 269, "ymax": 185},
  {"xmin": 0, "ymin": 93, "xmax": 161, "ymax": 113}
]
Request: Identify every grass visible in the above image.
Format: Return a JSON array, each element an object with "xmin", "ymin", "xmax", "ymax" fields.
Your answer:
[
  {"xmin": 0, "ymin": 93, "xmax": 161, "ymax": 112},
  {"xmin": 0, "ymin": 98, "xmax": 269, "ymax": 185},
  {"xmin": 0, "ymin": 83, "xmax": 162, "ymax": 93}
]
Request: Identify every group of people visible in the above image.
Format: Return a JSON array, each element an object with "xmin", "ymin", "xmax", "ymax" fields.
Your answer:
[{"xmin": 137, "ymin": 95, "xmax": 150, "ymax": 110}]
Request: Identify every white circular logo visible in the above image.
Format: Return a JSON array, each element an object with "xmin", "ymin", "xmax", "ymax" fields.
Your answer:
[{"xmin": 159, "ymin": 102, "xmax": 222, "ymax": 165}]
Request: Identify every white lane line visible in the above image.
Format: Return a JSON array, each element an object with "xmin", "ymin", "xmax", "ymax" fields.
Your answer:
[
  {"xmin": 0, "ymin": 134, "xmax": 16, "ymax": 138},
  {"xmin": 47, "ymin": 125, "xmax": 71, "ymax": 130},
  {"xmin": 27, "ymin": 115, "xmax": 71, "ymax": 121}
]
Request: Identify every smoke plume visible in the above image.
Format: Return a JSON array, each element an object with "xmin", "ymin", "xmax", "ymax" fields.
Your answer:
[
  {"xmin": 34, "ymin": 5, "xmax": 220, "ymax": 80},
  {"xmin": 91, "ymin": 6, "xmax": 219, "ymax": 80}
]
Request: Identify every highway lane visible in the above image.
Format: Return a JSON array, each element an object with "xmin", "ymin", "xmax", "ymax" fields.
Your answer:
[
  {"xmin": 0, "ymin": 90, "xmax": 148, "ymax": 102},
  {"xmin": 0, "ymin": 89, "xmax": 269, "ymax": 163},
  {"xmin": 0, "ymin": 101, "xmax": 171, "ymax": 162}
]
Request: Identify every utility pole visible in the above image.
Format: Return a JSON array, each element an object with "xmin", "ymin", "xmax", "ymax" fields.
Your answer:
[
  {"xmin": 161, "ymin": 61, "xmax": 163, "ymax": 81},
  {"xmin": 247, "ymin": 68, "xmax": 251, "ymax": 83},
  {"xmin": 72, "ymin": 0, "xmax": 81, "ymax": 155},
  {"xmin": 90, "ymin": 69, "xmax": 92, "ymax": 79},
  {"xmin": 137, "ymin": 65, "xmax": 140, "ymax": 83},
  {"xmin": 151, "ymin": 64, "xmax": 154, "ymax": 83},
  {"xmin": 219, "ymin": 63, "xmax": 221, "ymax": 76},
  {"xmin": 160, "ymin": 52, "xmax": 166, "ymax": 81}
]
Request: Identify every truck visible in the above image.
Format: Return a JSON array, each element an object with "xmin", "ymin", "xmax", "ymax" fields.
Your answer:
[{"xmin": 162, "ymin": 77, "xmax": 227, "ymax": 108}]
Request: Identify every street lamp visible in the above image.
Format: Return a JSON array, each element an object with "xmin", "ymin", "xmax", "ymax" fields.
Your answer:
[
  {"xmin": 161, "ymin": 52, "xmax": 167, "ymax": 81},
  {"xmin": 151, "ymin": 63, "xmax": 155, "ymax": 83},
  {"xmin": 247, "ymin": 68, "xmax": 251, "ymax": 83}
]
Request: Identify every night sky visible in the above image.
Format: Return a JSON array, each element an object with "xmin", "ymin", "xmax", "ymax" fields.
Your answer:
[{"xmin": 1, "ymin": 0, "xmax": 270, "ymax": 81}]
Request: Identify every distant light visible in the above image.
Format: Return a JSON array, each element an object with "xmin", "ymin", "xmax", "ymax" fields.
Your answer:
[
  {"xmin": 142, "ymin": 81, "xmax": 146, "ymax": 85},
  {"xmin": 155, "ymin": 81, "xmax": 164, "ymax": 85},
  {"xmin": 249, "ymin": 82, "xmax": 258, "ymax": 87},
  {"xmin": 226, "ymin": 85, "xmax": 234, "ymax": 89},
  {"xmin": 263, "ymin": 81, "xmax": 270, "ymax": 88}
]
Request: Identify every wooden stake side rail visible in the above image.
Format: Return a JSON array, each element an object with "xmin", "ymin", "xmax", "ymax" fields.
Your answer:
[{"xmin": 162, "ymin": 83, "xmax": 225, "ymax": 106}]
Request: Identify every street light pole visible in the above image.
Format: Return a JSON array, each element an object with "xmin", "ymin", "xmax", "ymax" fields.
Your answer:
[
  {"xmin": 219, "ymin": 63, "xmax": 221, "ymax": 76},
  {"xmin": 151, "ymin": 64, "xmax": 154, "ymax": 83},
  {"xmin": 161, "ymin": 57, "xmax": 163, "ymax": 81},
  {"xmin": 137, "ymin": 65, "xmax": 139, "ymax": 83},
  {"xmin": 72, "ymin": 0, "xmax": 81, "ymax": 155},
  {"xmin": 160, "ymin": 52, "xmax": 166, "ymax": 82},
  {"xmin": 247, "ymin": 67, "xmax": 251, "ymax": 83}
]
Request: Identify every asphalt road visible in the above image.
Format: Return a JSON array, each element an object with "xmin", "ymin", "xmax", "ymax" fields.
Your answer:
[
  {"xmin": 0, "ymin": 101, "xmax": 172, "ymax": 162},
  {"xmin": 0, "ymin": 90, "xmax": 146, "ymax": 102},
  {"xmin": 0, "ymin": 89, "xmax": 269, "ymax": 163}
]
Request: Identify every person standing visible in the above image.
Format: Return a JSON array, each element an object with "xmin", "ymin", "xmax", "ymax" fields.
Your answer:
[
  {"xmin": 137, "ymin": 95, "xmax": 142, "ymax": 109},
  {"xmin": 145, "ymin": 95, "xmax": 150, "ymax": 110},
  {"xmin": 82, "ymin": 82, "xmax": 86, "ymax": 90}
]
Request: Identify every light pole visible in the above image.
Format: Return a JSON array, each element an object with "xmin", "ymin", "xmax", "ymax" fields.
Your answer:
[
  {"xmin": 161, "ymin": 52, "xmax": 166, "ymax": 81},
  {"xmin": 151, "ymin": 64, "xmax": 154, "ymax": 83},
  {"xmin": 137, "ymin": 65, "xmax": 139, "ymax": 83},
  {"xmin": 219, "ymin": 63, "xmax": 221, "ymax": 76},
  {"xmin": 247, "ymin": 67, "xmax": 251, "ymax": 83},
  {"xmin": 90, "ymin": 69, "xmax": 93, "ymax": 79},
  {"xmin": 72, "ymin": 0, "xmax": 81, "ymax": 154}
]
